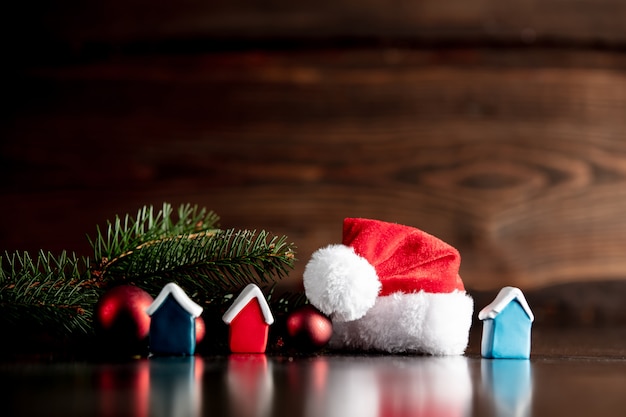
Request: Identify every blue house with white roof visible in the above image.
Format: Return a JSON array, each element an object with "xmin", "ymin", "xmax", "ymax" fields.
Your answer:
[
  {"xmin": 478, "ymin": 286, "xmax": 534, "ymax": 359},
  {"xmin": 146, "ymin": 282, "xmax": 203, "ymax": 356}
]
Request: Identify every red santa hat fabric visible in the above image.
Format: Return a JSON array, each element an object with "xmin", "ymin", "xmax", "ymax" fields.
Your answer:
[{"xmin": 343, "ymin": 218, "xmax": 465, "ymax": 296}]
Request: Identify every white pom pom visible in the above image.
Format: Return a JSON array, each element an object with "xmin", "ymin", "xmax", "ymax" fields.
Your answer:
[{"xmin": 303, "ymin": 244, "xmax": 381, "ymax": 322}]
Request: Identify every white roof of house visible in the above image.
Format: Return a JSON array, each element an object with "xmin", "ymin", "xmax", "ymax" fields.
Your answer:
[
  {"xmin": 222, "ymin": 283, "xmax": 274, "ymax": 325},
  {"xmin": 146, "ymin": 282, "xmax": 203, "ymax": 318},
  {"xmin": 478, "ymin": 286, "xmax": 534, "ymax": 322}
]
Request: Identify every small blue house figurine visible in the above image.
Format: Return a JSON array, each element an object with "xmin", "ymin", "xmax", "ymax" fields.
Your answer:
[
  {"xmin": 478, "ymin": 286, "xmax": 534, "ymax": 359},
  {"xmin": 146, "ymin": 282, "xmax": 203, "ymax": 356}
]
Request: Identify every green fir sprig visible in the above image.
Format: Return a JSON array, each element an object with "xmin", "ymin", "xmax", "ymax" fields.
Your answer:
[
  {"xmin": 89, "ymin": 202, "xmax": 220, "ymax": 264},
  {"xmin": 96, "ymin": 228, "xmax": 295, "ymax": 300},
  {"xmin": 0, "ymin": 251, "xmax": 97, "ymax": 337},
  {"xmin": 0, "ymin": 203, "xmax": 300, "ymax": 349}
]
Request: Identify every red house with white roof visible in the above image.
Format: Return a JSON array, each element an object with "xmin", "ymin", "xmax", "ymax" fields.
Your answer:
[{"xmin": 222, "ymin": 284, "xmax": 274, "ymax": 353}]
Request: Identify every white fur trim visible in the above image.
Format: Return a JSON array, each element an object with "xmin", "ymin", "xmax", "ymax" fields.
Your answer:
[
  {"xmin": 330, "ymin": 290, "xmax": 474, "ymax": 355},
  {"xmin": 303, "ymin": 244, "xmax": 381, "ymax": 322}
]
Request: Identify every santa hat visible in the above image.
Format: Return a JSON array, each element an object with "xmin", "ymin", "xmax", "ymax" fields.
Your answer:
[{"xmin": 303, "ymin": 218, "xmax": 473, "ymax": 355}]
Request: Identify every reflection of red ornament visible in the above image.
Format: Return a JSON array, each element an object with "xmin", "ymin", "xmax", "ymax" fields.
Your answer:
[
  {"xmin": 94, "ymin": 285, "xmax": 154, "ymax": 355},
  {"xmin": 195, "ymin": 316, "xmax": 206, "ymax": 344},
  {"xmin": 286, "ymin": 305, "xmax": 333, "ymax": 351}
]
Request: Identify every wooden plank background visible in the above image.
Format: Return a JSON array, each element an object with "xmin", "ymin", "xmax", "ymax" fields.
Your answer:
[{"xmin": 3, "ymin": 1, "xmax": 626, "ymax": 324}]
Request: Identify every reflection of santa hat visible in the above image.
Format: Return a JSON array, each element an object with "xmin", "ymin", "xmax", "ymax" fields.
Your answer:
[{"xmin": 303, "ymin": 218, "xmax": 473, "ymax": 355}]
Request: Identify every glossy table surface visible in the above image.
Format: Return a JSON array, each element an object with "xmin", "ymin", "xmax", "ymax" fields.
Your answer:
[{"xmin": 2, "ymin": 326, "xmax": 626, "ymax": 417}]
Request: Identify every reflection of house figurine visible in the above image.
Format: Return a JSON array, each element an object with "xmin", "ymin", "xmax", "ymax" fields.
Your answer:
[
  {"xmin": 478, "ymin": 286, "xmax": 534, "ymax": 359},
  {"xmin": 482, "ymin": 359, "xmax": 533, "ymax": 417},
  {"xmin": 227, "ymin": 354, "xmax": 274, "ymax": 417},
  {"xmin": 222, "ymin": 284, "xmax": 274, "ymax": 353},
  {"xmin": 149, "ymin": 356, "xmax": 203, "ymax": 417},
  {"xmin": 146, "ymin": 282, "xmax": 203, "ymax": 356}
]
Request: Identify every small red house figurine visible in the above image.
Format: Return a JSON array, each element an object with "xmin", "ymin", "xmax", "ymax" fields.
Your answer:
[{"xmin": 222, "ymin": 284, "xmax": 275, "ymax": 353}]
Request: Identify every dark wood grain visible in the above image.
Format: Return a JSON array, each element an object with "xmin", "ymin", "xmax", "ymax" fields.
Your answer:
[
  {"xmin": 4, "ymin": 1, "xmax": 626, "ymax": 329},
  {"xmin": 7, "ymin": 0, "xmax": 626, "ymax": 49},
  {"xmin": 4, "ymin": 47, "xmax": 626, "ymax": 297}
]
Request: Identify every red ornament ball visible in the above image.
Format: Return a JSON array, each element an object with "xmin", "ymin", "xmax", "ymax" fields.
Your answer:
[
  {"xmin": 195, "ymin": 316, "xmax": 206, "ymax": 344},
  {"xmin": 94, "ymin": 285, "xmax": 154, "ymax": 355},
  {"xmin": 286, "ymin": 305, "xmax": 333, "ymax": 351}
]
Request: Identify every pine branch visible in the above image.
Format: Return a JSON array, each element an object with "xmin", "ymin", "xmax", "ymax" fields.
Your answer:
[
  {"xmin": 89, "ymin": 202, "xmax": 220, "ymax": 264},
  {"xmin": 0, "ymin": 251, "xmax": 98, "ymax": 337},
  {"xmin": 95, "ymin": 228, "xmax": 297, "ymax": 304}
]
